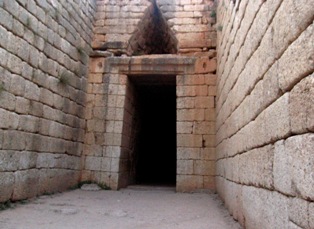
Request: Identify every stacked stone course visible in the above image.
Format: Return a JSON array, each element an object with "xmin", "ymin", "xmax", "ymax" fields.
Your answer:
[
  {"xmin": 82, "ymin": 0, "xmax": 218, "ymax": 192},
  {"xmin": 0, "ymin": 0, "xmax": 96, "ymax": 202},
  {"xmin": 216, "ymin": 0, "xmax": 314, "ymax": 228},
  {"xmin": 1, "ymin": 0, "xmax": 312, "ymax": 228}
]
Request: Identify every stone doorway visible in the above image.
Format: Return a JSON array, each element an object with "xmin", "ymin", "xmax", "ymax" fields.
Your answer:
[
  {"xmin": 129, "ymin": 75, "xmax": 177, "ymax": 186},
  {"xmin": 84, "ymin": 55, "xmax": 216, "ymax": 192}
]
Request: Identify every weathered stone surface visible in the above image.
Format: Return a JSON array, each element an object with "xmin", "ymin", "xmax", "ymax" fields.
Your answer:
[
  {"xmin": 238, "ymin": 145, "xmax": 274, "ymax": 189},
  {"xmin": 286, "ymin": 134, "xmax": 314, "ymax": 200},
  {"xmin": 81, "ymin": 183, "xmax": 101, "ymax": 191},
  {"xmin": 242, "ymin": 186, "xmax": 289, "ymax": 229},
  {"xmin": 176, "ymin": 175, "xmax": 203, "ymax": 192},
  {"xmin": 13, "ymin": 169, "xmax": 39, "ymax": 200},
  {"xmin": 273, "ymin": 140, "xmax": 292, "ymax": 195},
  {"xmin": 177, "ymin": 160, "xmax": 194, "ymax": 175},
  {"xmin": 195, "ymin": 57, "xmax": 216, "ymax": 74},
  {"xmin": 309, "ymin": 203, "xmax": 314, "ymax": 229},
  {"xmin": 0, "ymin": 172, "xmax": 14, "ymax": 202},
  {"xmin": 289, "ymin": 74, "xmax": 314, "ymax": 133},
  {"xmin": 277, "ymin": 23, "xmax": 314, "ymax": 92},
  {"xmin": 289, "ymin": 198, "xmax": 310, "ymax": 229}
]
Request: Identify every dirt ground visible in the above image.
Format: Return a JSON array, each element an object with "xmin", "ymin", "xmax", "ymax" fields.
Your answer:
[{"xmin": 0, "ymin": 186, "xmax": 242, "ymax": 229}]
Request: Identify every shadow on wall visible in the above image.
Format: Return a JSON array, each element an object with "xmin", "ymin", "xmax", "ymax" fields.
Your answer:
[{"xmin": 127, "ymin": 0, "xmax": 178, "ymax": 55}]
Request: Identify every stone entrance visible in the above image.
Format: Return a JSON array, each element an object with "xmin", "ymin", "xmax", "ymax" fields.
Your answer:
[
  {"xmin": 83, "ymin": 55, "xmax": 216, "ymax": 192},
  {"xmin": 129, "ymin": 75, "xmax": 177, "ymax": 186}
]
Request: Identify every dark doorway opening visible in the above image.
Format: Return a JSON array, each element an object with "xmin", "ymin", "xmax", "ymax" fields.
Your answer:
[{"xmin": 130, "ymin": 75, "xmax": 176, "ymax": 186}]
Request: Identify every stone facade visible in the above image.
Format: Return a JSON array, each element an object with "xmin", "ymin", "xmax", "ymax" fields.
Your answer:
[
  {"xmin": 0, "ymin": 0, "xmax": 96, "ymax": 202},
  {"xmin": 216, "ymin": 0, "xmax": 314, "ymax": 228},
  {"xmin": 83, "ymin": 0, "xmax": 217, "ymax": 192},
  {"xmin": 0, "ymin": 0, "xmax": 313, "ymax": 228}
]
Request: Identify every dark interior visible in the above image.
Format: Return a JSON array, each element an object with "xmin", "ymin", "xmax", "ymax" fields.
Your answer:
[{"xmin": 131, "ymin": 75, "xmax": 177, "ymax": 186}]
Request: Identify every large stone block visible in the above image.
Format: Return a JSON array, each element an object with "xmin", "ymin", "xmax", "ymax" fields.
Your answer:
[
  {"xmin": 274, "ymin": 140, "xmax": 293, "ymax": 195},
  {"xmin": 177, "ymin": 121, "xmax": 193, "ymax": 134},
  {"xmin": 177, "ymin": 32, "xmax": 209, "ymax": 48},
  {"xmin": 0, "ymin": 172, "xmax": 14, "ymax": 202},
  {"xmin": 176, "ymin": 175, "xmax": 203, "ymax": 192},
  {"xmin": 85, "ymin": 156, "xmax": 102, "ymax": 171},
  {"xmin": 177, "ymin": 159, "xmax": 194, "ymax": 175},
  {"xmin": 12, "ymin": 169, "xmax": 39, "ymax": 200},
  {"xmin": 177, "ymin": 147, "xmax": 200, "ymax": 160},
  {"xmin": 177, "ymin": 109, "xmax": 205, "ymax": 121},
  {"xmin": 89, "ymin": 58, "xmax": 106, "ymax": 73},
  {"xmin": 278, "ymin": 23, "xmax": 313, "ymax": 92},
  {"xmin": 289, "ymin": 74, "xmax": 314, "ymax": 133},
  {"xmin": 3, "ymin": 130, "xmax": 26, "ymax": 150},
  {"xmin": 177, "ymin": 97, "xmax": 195, "ymax": 109},
  {"xmin": 286, "ymin": 134, "xmax": 314, "ymax": 200},
  {"xmin": 195, "ymin": 57, "xmax": 216, "ymax": 74},
  {"xmin": 289, "ymin": 198, "xmax": 310, "ymax": 229},
  {"xmin": 242, "ymin": 186, "xmax": 289, "ymax": 229},
  {"xmin": 238, "ymin": 145, "xmax": 274, "ymax": 189},
  {"xmin": 203, "ymin": 176, "xmax": 215, "ymax": 190},
  {"xmin": 264, "ymin": 93, "xmax": 291, "ymax": 142},
  {"xmin": 177, "ymin": 134, "xmax": 202, "ymax": 147},
  {"xmin": 38, "ymin": 169, "xmax": 79, "ymax": 195},
  {"xmin": 194, "ymin": 160, "xmax": 215, "ymax": 176},
  {"xmin": 193, "ymin": 121, "xmax": 215, "ymax": 134},
  {"xmin": 309, "ymin": 203, "xmax": 314, "ymax": 229}
]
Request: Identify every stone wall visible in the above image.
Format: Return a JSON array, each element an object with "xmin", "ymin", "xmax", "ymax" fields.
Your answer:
[
  {"xmin": 0, "ymin": 0, "xmax": 96, "ymax": 202},
  {"xmin": 216, "ymin": 0, "xmax": 314, "ymax": 228},
  {"xmin": 83, "ymin": 0, "xmax": 218, "ymax": 192}
]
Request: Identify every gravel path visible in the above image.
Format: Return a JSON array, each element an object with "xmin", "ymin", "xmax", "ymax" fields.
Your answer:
[{"xmin": 0, "ymin": 186, "xmax": 242, "ymax": 229}]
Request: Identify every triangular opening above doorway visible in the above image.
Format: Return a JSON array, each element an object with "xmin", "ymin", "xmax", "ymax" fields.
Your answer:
[{"xmin": 127, "ymin": 0, "xmax": 178, "ymax": 55}]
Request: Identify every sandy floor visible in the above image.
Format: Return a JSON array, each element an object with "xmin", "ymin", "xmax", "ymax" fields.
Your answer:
[{"xmin": 0, "ymin": 186, "xmax": 242, "ymax": 229}]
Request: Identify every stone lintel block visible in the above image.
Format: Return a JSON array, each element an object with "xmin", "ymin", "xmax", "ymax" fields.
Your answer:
[{"xmin": 106, "ymin": 55, "xmax": 196, "ymax": 75}]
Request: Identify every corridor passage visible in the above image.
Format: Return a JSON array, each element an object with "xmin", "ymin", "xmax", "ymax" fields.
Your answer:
[{"xmin": 0, "ymin": 187, "xmax": 242, "ymax": 229}]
